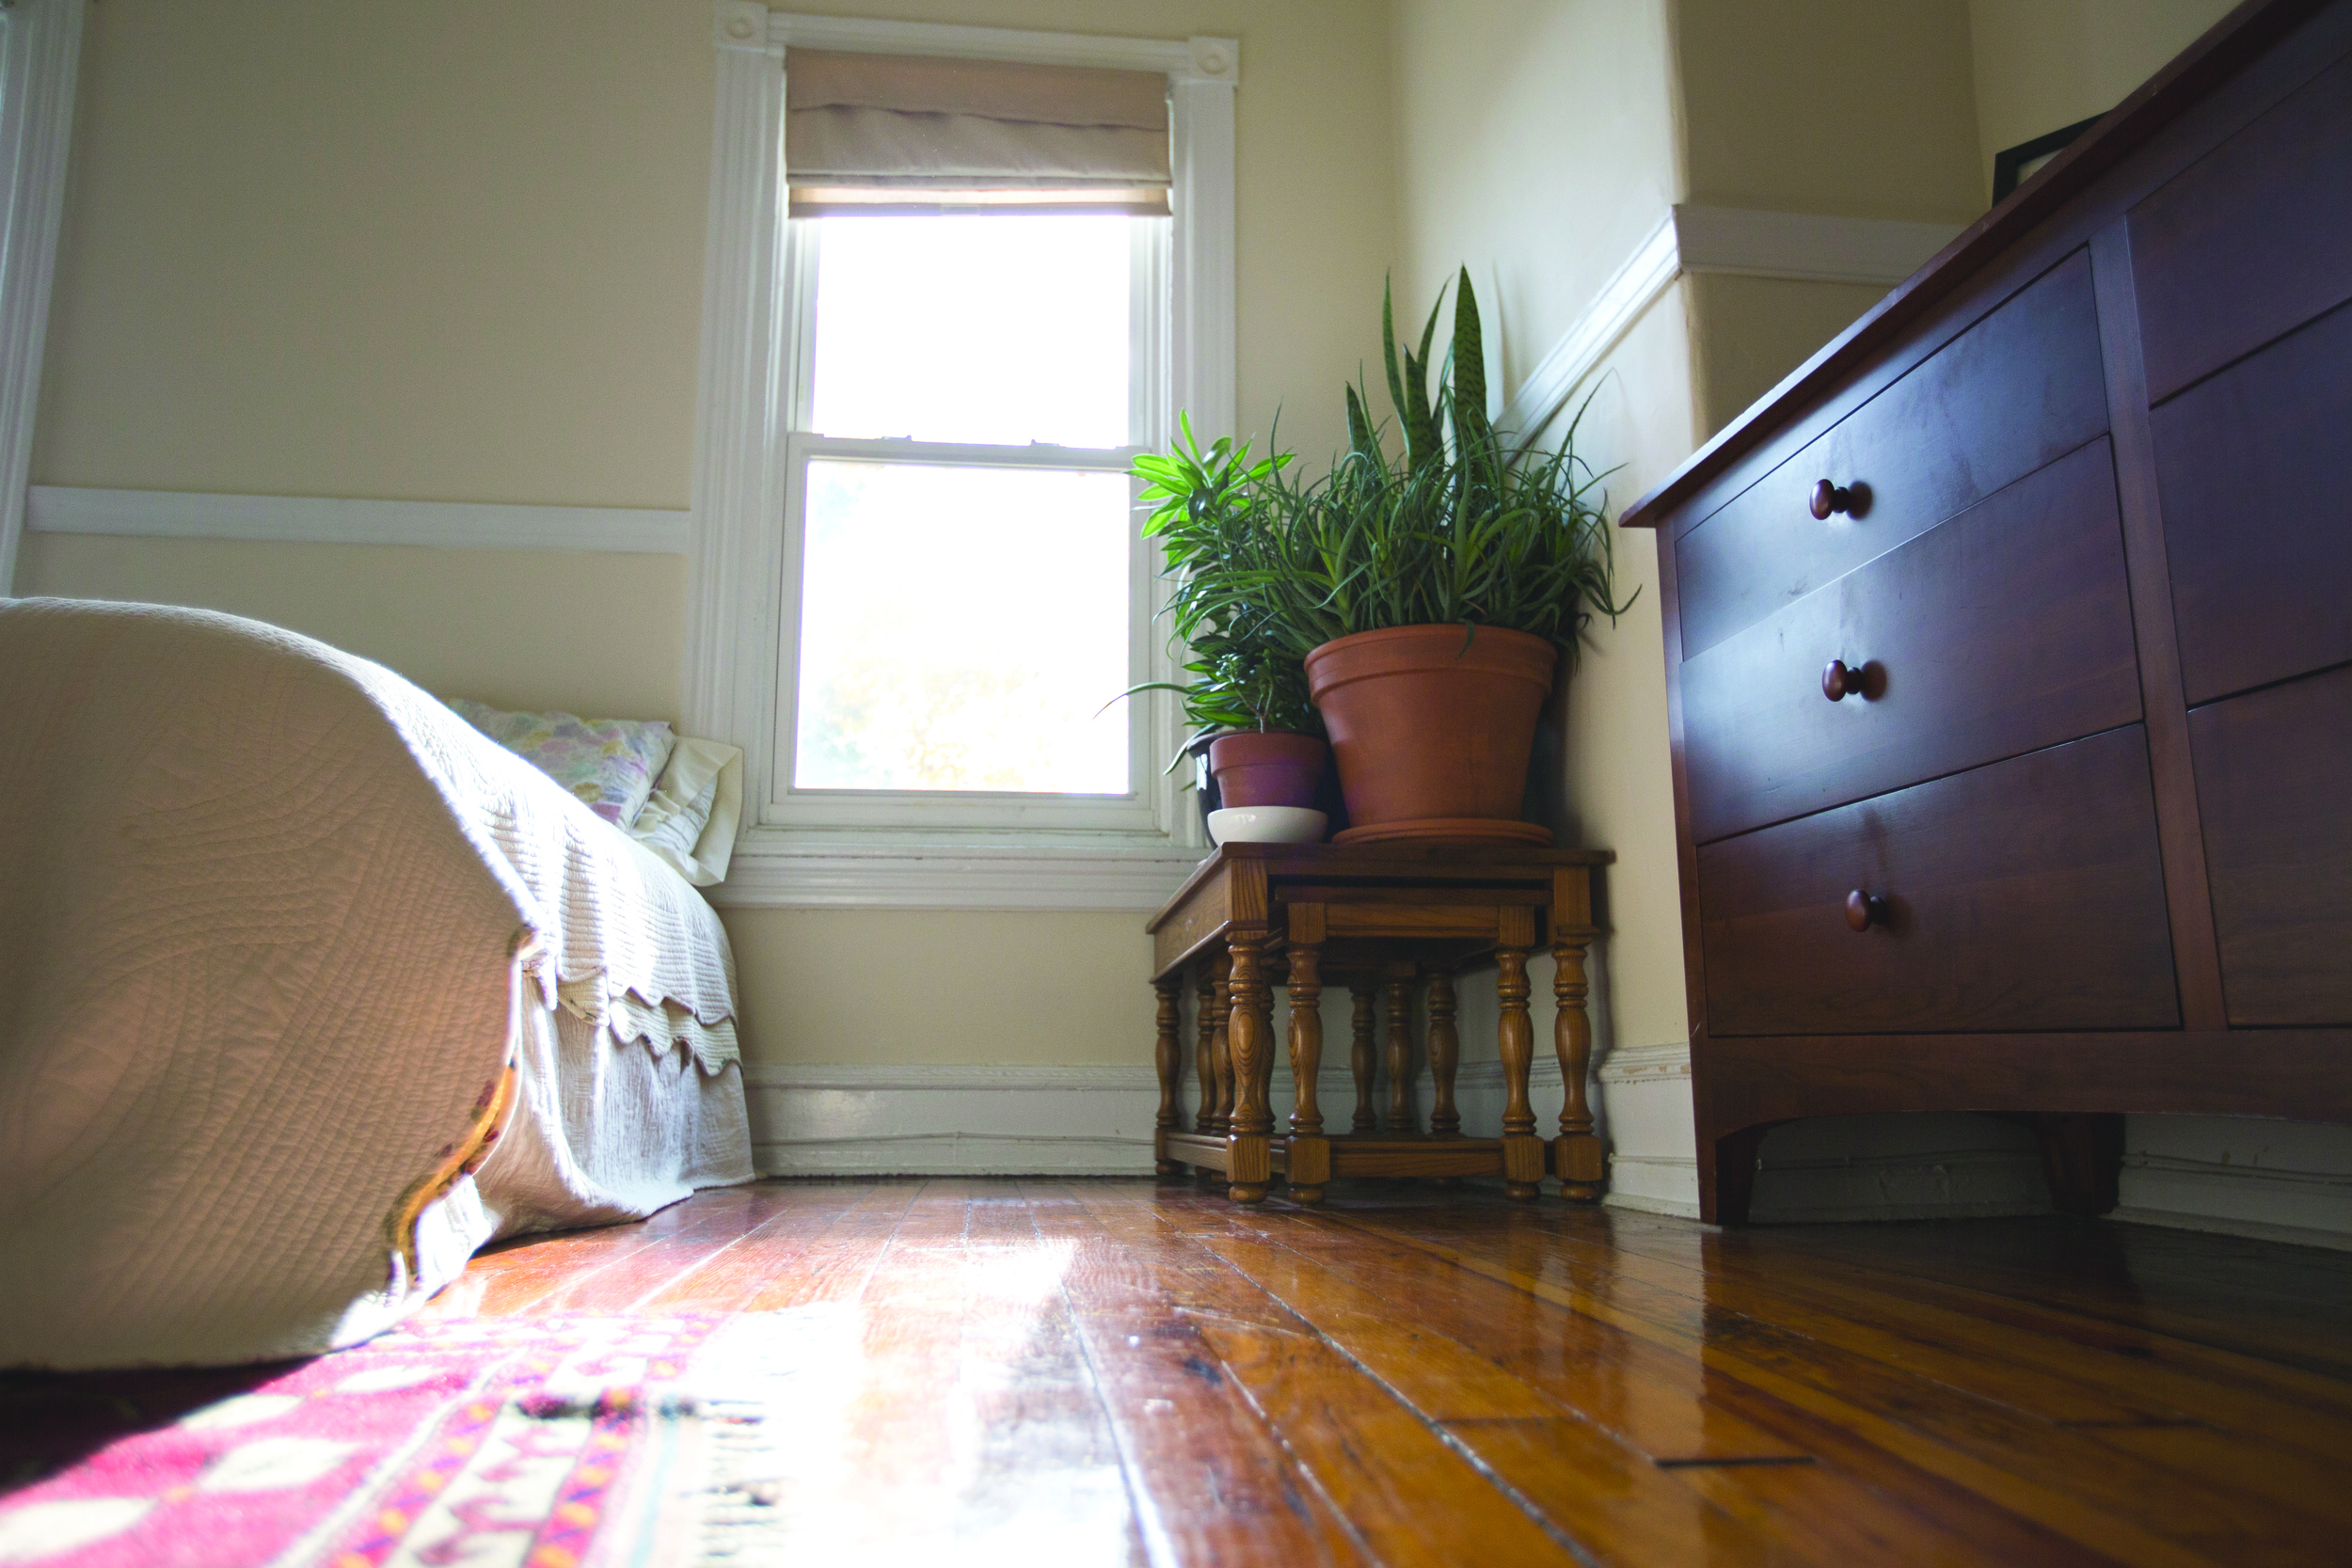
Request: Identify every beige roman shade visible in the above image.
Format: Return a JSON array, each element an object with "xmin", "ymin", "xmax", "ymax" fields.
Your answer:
[{"xmin": 785, "ymin": 49, "xmax": 1171, "ymax": 215}]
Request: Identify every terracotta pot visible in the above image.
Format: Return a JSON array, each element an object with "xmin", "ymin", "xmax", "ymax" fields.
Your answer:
[
  {"xmin": 1207, "ymin": 731, "xmax": 1328, "ymax": 809},
  {"xmin": 1304, "ymin": 624, "xmax": 1557, "ymax": 846}
]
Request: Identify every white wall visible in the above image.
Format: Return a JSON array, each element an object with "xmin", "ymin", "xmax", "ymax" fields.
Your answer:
[
  {"xmin": 1967, "ymin": 0, "xmax": 2238, "ymax": 204},
  {"xmin": 21, "ymin": 0, "xmax": 1400, "ymax": 1090}
]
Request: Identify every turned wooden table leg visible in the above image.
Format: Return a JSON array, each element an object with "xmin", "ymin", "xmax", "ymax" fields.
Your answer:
[
  {"xmin": 1208, "ymin": 951, "xmax": 1235, "ymax": 1140},
  {"xmin": 1426, "ymin": 966, "xmax": 1461, "ymax": 1136},
  {"xmin": 1348, "ymin": 980, "xmax": 1378, "ymax": 1132},
  {"xmin": 1193, "ymin": 965, "xmax": 1216, "ymax": 1138},
  {"xmin": 1497, "ymin": 909, "xmax": 1545, "ymax": 1200},
  {"xmin": 1383, "ymin": 961, "xmax": 1418, "ymax": 1133},
  {"xmin": 1153, "ymin": 975, "xmax": 1184, "ymax": 1179},
  {"xmin": 1226, "ymin": 928, "xmax": 1276, "ymax": 1204},
  {"xmin": 1423, "ymin": 964, "xmax": 1462, "ymax": 1187},
  {"xmin": 1553, "ymin": 925, "xmax": 1605, "ymax": 1202},
  {"xmin": 1285, "ymin": 910, "xmax": 1330, "ymax": 1205}
]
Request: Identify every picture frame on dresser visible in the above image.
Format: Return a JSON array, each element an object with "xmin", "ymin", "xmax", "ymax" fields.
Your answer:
[{"xmin": 1619, "ymin": 0, "xmax": 2352, "ymax": 1224}]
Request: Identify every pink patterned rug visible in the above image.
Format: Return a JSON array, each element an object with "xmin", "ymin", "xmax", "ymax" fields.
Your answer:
[{"xmin": 0, "ymin": 1315, "xmax": 742, "ymax": 1568}]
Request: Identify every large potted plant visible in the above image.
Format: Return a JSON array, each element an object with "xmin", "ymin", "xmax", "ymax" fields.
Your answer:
[
  {"xmin": 1311, "ymin": 272, "xmax": 1631, "ymax": 842},
  {"xmin": 1123, "ymin": 420, "xmax": 1328, "ymax": 835},
  {"xmin": 1129, "ymin": 272, "xmax": 1629, "ymax": 846},
  {"xmin": 1272, "ymin": 271, "xmax": 1633, "ymax": 844}
]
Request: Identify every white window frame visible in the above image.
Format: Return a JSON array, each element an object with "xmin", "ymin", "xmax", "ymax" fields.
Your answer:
[
  {"xmin": 769, "ymin": 217, "xmax": 1164, "ymax": 834},
  {"xmin": 0, "ymin": 0, "xmax": 86, "ymax": 595},
  {"xmin": 686, "ymin": 3, "xmax": 1237, "ymax": 910}
]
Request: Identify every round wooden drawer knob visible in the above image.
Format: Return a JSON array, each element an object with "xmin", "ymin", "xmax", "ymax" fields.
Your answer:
[
  {"xmin": 1810, "ymin": 479, "xmax": 1857, "ymax": 519},
  {"xmin": 1846, "ymin": 890, "xmax": 1890, "ymax": 931},
  {"xmin": 1822, "ymin": 658, "xmax": 1868, "ymax": 701}
]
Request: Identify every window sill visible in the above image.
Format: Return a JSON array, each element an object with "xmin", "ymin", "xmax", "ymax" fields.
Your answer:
[{"xmin": 706, "ymin": 828, "xmax": 1207, "ymax": 911}]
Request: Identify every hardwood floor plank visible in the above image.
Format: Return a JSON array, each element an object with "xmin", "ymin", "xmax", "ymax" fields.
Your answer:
[
  {"xmin": 516, "ymin": 1180, "xmax": 815, "ymax": 1316},
  {"xmin": 415, "ymin": 1183, "xmax": 730, "ymax": 1323},
  {"xmin": 1066, "ymin": 1184, "xmax": 1588, "ymax": 1567},
  {"xmin": 1556, "ymin": 1210, "xmax": 2352, "ymax": 1466},
  {"xmin": 711, "ymin": 1180, "xmax": 1144, "ymax": 1561},
  {"xmin": 1163, "ymin": 1198, "xmax": 2113, "ymax": 1568},
  {"xmin": 30, "ymin": 1178, "xmax": 2352, "ymax": 1567},
  {"xmin": 736, "ymin": 1180, "xmax": 928, "ymax": 1312},
  {"xmin": 1345, "ymin": 1207, "xmax": 2247, "ymax": 1568},
  {"xmin": 1759, "ymin": 1219, "xmax": 2352, "ymax": 1378},
  {"xmin": 1161, "ymin": 1217, "xmax": 1828, "ymax": 1567},
  {"xmin": 631, "ymin": 1180, "xmax": 894, "ymax": 1313},
  {"xmin": 1022, "ymin": 1182, "xmax": 1373, "ymax": 1568}
]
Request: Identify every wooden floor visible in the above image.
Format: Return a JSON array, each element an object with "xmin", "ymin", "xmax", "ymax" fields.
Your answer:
[
  {"xmin": 18, "ymin": 1179, "xmax": 2349, "ymax": 1565},
  {"xmin": 403, "ymin": 1177, "xmax": 2352, "ymax": 1566}
]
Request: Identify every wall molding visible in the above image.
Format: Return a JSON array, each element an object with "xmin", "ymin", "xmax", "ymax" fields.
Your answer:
[
  {"xmin": 1674, "ymin": 205, "xmax": 1963, "ymax": 288},
  {"xmin": 24, "ymin": 486, "xmax": 691, "ymax": 553},
  {"xmin": 1498, "ymin": 204, "xmax": 1965, "ymax": 443},
  {"xmin": 0, "ymin": 0, "xmax": 87, "ymax": 594},
  {"xmin": 759, "ymin": 9, "xmax": 1236, "ymax": 85},
  {"xmin": 1500, "ymin": 211, "xmax": 1679, "ymax": 441},
  {"xmin": 1597, "ymin": 1039, "xmax": 1691, "ymax": 1084},
  {"xmin": 708, "ymin": 837, "xmax": 1203, "ymax": 911}
]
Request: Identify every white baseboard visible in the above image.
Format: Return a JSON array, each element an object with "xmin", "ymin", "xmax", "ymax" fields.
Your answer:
[
  {"xmin": 1746, "ymin": 1113, "xmax": 2051, "ymax": 1225},
  {"xmin": 24, "ymin": 485, "xmax": 690, "ymax": 553},
  {"xmin": 2115, "ymin": 1116, "xmax": 2352, "ymax": 1251},
  {"xmin": 1601, "ymin": 1154, "xmax": 1703, "ymax": 1219},
  {"xmin": 743, "ymin": 1063, "xmax": 1158, "ymax": 1176},
  {"xmin": 740, "ymin": 1057, "xmax": 1586, "ymax": 1180},
  {"xmin": 1720, "ymin": 1113, "xmax": 2352, "ymax": 1247}
]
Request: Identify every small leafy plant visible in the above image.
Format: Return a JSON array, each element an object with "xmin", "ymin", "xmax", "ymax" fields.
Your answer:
[{"xmin": 1113, "ymin": 417, "xmax": 1321, "ymax": 770}]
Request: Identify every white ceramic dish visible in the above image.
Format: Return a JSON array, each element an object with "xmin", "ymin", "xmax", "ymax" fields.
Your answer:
[{"xmin": 1206, "ymin": 806, "xmax": 1328, "ymax": 845}]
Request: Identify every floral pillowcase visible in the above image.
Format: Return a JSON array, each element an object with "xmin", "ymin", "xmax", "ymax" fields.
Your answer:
[{"xmin": 445, "ymin": 699, "xmax": 676, "ymax": 827}]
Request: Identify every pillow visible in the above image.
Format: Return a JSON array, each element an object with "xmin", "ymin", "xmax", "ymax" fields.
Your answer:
[
  {"xmin": 628, "ymin": 736, "xmax": 743, "ymax": 886},
  {"xmin": 445, "ymin": 699, "xmax": 675, "ymax": 827}
]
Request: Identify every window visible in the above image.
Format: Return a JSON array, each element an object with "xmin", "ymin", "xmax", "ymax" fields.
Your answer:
[
  {"xmin": 689, "ymin": 7, "xmax": 1238, "ymax": 908},
  {"xmin": 0, "ymin": 0, "xmax": 84, "ymax": 594},
  {"xmin": 773, "ymin": 208, "xmax": 1160, "ymax": 828}
]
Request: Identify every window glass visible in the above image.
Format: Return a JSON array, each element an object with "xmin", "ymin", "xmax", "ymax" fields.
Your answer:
[
  {"xmin": 807, "ymin": 214, "xmax": 1133, "ymax": 448},
  {"xmin": 793, "ymin": 459, "xmax": 1132, "ymax": 793}
]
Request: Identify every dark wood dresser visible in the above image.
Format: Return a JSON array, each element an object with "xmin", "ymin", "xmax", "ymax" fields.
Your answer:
[{"xmin": 1620, "ymin": 0, "xmax": 2352, "ymax": 1224}]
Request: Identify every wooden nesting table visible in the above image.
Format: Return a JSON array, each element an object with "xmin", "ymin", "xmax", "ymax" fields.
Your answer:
[{"xmin": 1147, "ymin": 842, "xmax": 1613, "ymax": 1205}]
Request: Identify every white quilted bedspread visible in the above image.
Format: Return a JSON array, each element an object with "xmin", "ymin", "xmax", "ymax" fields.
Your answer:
[{"xmin": 0, "ymin": 600, "xmax": 748, "ymax": 1369}]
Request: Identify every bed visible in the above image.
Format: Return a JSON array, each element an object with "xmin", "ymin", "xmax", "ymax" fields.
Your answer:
[{"xmin": 0, "ymin": 598, "xmax": 754, "ymax": 1369}]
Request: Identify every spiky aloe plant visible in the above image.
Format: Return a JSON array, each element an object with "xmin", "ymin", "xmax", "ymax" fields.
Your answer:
[{"xmin": 1284, "ymin": 268, "xmax": 1635, "ymax": 657}]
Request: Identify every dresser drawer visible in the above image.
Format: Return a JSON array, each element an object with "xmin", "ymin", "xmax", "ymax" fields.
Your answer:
[
  {"xmin": 1697, "ymin": 726, "xmax": 2179, "ymax": 1037},
  {"xmin": 1674, "ymin": 251, "xmax": 2109, "ymax": 660},
  {"xmin": 2191, "ymin": 662, "xmax": 2352, "ymax": 1026},
  {"xmin": 1682, "ymin": 438, "xmax": 2140, "ymax": 844},
  {"xmin": 2131, "ymin": 45, "xmax": 2352, "ymax": 404},
  {"xmin": 2153, "ymin": 297, "xmax": 2352, "ymax": 706}
]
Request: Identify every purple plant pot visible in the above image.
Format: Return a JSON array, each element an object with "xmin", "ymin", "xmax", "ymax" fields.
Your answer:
[{"xmin": 1208, "ymin": 732, "xmax": 1328, "ymax": 809}]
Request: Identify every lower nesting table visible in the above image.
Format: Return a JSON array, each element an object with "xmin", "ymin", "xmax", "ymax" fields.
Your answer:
[{"xmin": 1146, "ymin": 841, "xmax": 1613, "ymax": 1206}]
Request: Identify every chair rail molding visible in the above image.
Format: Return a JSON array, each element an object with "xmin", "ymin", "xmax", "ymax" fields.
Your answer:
[
  {"xmin": 0, "ymin": 0, "xmax": 86, "ymax": 595},
  {"xmin": 685, "ymin": 1, "xmax": 1237, "ymax": 912},
  {"xmin": 1500, "ymin": 205, "xmax": 1966, "ymax": 445},
  {"xmin": 24, "ymin": 487, "xmax": 691, "ymax": 553},
  {"xmin": 708, "ymin": 837, "xmax": 1203, "ymax": 911}
]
